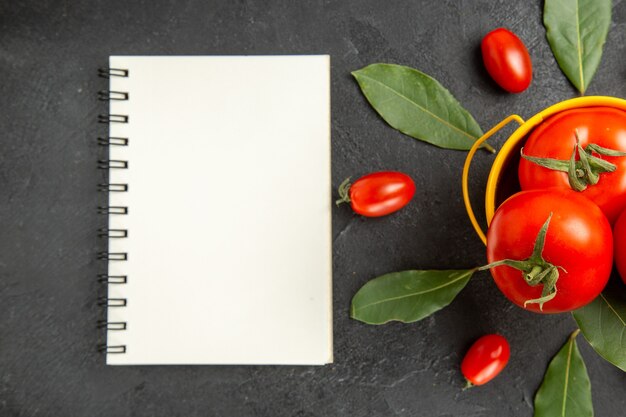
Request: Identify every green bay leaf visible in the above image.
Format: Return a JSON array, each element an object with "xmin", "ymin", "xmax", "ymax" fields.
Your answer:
[
  {"xmin": 534, "ymin": 331, "xmax": 593, "ymax": 417},
  {"xmin": 350, "ymin": 269, "xmax": 474, "ymax": 325},
  {"xmin": 544, "ymin": 0, "xmax": 612, "ymax": 94},
  {"xmin": 352, "ymin": 64, "xmax": 491, "ymax": 151},
  {"xmin": 573, "ymin": 283, "xmax": 626, "ymax": 372}
]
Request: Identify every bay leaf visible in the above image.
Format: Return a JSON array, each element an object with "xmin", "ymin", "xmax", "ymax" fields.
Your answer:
[
  {"xmin": 544, "ymin": 0, "xmax": 612, "ymax": 94},
  {"xmin": 352, "ymin": 64, "xmax": 492, "ymax": 151},
  {"xmin": 572, "ymin": 282, "xmax": 626, "ymax": 372},
  {"xmin": 350, "ymin": 269, "xmax": 474, "ymax": 325},
  {"xmin": 534, "ymin": 330, "xmax": 593, "ymax": 417}
]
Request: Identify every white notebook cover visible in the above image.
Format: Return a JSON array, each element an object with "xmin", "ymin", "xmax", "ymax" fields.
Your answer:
[{"xmin": 105, "ymin": 55, "xmax": 332, "ymax": 365}]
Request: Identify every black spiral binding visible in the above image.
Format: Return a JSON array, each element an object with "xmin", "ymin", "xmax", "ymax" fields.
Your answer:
[{"xmin": 98, "ymin": 67, "xmax": 130, "ymax": 355}]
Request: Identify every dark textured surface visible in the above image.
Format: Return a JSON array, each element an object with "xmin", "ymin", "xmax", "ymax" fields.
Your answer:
[{"xmin": 1, "ymin": 0, "xmax": 625, "ymax": 416}]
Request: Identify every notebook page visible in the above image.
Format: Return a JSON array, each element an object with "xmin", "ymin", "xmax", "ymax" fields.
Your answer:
[{"xmin": 105, "ymin": 56, "xmax": 332, "ymax": 365}]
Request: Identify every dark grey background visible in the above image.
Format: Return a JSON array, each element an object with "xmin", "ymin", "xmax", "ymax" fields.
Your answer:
[{"xmin": 1, "ymin": 0, "xmax": 625, "ymax": 416}]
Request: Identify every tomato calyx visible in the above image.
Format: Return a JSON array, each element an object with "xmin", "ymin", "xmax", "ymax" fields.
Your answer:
[
  {"xmin": 335, "ymin": 177, "xmax": 352, "ymax": 206},
  {"xmin": 480, "ymin": 214, "xmax": 564, "ymax": 310},
  {"xmin": 521, "ymin": 132, "xmax": 626, "ymax": 192}
]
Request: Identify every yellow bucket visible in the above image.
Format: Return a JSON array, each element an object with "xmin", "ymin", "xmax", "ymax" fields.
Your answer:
[{"xmin": 462, "ymin": 95, "xmax": 626, "ymax": 246}]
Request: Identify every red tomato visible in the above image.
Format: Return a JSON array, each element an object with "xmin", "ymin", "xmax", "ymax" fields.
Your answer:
[
  {"xmin": 614, "ymin": 209, "xmax": 626, "ymax": 284},
  {"xmin": 461, "ymin": 334, "xmax": 510, "ymax": 386},
  {"xmin": 486, "ymin": 189, "xmax": 612, "ymax": 313},
  {"xmin": 519, "ymin": 107, "xmax": 626, "ymax": 224},
  {"xmin": 481, "ymin": 28, "xmax": 532, "ymax": 93},
  {"xmin": 337, "ymin": 172, "xmax": 415, "ymax": 217}
]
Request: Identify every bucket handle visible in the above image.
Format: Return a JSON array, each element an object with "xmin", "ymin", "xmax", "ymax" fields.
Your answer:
[{"xmin": 462, "ymin": 115, "xmax": 525, "ymax": 246}]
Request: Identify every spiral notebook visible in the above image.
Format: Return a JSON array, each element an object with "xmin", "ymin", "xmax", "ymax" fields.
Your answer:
[{"xmin": 100, "ymin": 55, "xmax": 332, "ymax": 365}]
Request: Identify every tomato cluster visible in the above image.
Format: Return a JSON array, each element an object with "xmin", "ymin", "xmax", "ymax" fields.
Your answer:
[{"xmin": 485, "ymin": 107, "xmax": 626, "ymax": 314}]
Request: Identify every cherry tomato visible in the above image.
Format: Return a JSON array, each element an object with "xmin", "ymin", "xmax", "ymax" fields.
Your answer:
[
  {"xmin": 486, "ymin": 189, "xmax": 612, "ymax": 313},
  {"xmin": 481, "ymin": 28, "xmax": 532, "ymax": 93},
  {"xmin": 336, "ymin": 172, "xmax": 415, "ymax": 217},
  {"xmin": 519, "ymin": 107, "xmax": 626, "ymax": 224},
  {"xmin": 614, "ymin": 209, "xmax": 626, "ymax": 284},
  {"xmin": 461, "ymin": 334, "xmax": 510, "ymax": 386}
]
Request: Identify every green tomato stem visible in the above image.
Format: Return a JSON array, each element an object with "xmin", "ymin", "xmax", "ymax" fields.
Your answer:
[
  {"xmin": 480, "ymin": 214, "xmax": 561, "ymax": 311},
  {"xmin": 521, "ymin": 131, "xmax": 626, "ymax": 193},
  {"xmin": 335, "ymin": 177, "xmax": 352, "ymax": 206}
]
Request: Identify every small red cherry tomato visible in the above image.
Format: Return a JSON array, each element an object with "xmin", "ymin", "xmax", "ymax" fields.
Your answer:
[
  {"xmin": 614, "ymin": 209, "xmax": 626, "ymax": 284},
  {"xmin": 481, "ymin": 28, "xmax": 532, "ymax": 93},
  {"xmin": 461, "ymin": 334, "xmax": 510, "ymax": 386},
  {"xmin": 336, "ymin": 171, "xmax": 415, "ymax": 217}
]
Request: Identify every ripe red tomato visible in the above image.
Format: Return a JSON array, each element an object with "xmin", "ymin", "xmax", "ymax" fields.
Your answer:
[
  {"xmin": 481, "ymin": 28, "xmax": 532, "ymax": 93},
  {"xmin": 486, "ymin": 189, "xmax": 612, "ymax": 313},
  {"xmin": 519, "ymin": 107, "xmax": 626, "ymax": 224},
  {"xmin": 614, "ymin": 209, "xmax": 626, "ymax": 284},
  {"xmin": 337, "ymin": 172, "xmax": 415, "ymax": 217},
  {"xmin": 461, "ymin": 334, "xmax": 510, "ymax": 386}
]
